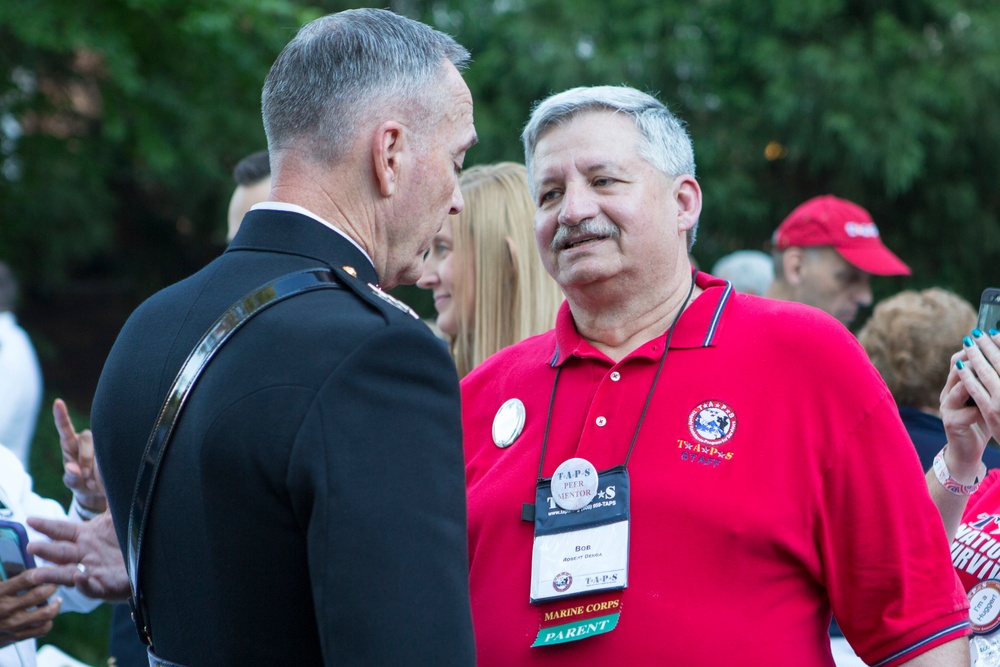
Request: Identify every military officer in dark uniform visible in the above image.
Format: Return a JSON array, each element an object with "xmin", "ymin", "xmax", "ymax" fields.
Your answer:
[{"xmin": 87, "ymin": 9, "xmax": 478, "ymax": 665}]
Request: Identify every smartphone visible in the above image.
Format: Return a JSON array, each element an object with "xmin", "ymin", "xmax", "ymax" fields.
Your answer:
[
  {"xmin": 980, "ymin": 288, "xmax": 1000, "ymax": 334},
  {"xmin": 0, "ymin": 520, "xmax": 35, "ymax": 581}
]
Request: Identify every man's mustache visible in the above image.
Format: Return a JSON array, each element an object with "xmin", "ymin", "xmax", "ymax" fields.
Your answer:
[{"xmin": 551, "ymin": 220, "xmax": 621, "ymax": 251}]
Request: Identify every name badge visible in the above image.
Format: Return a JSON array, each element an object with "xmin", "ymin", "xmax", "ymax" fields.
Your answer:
[{"xmin": 530, "ymin": 463, "xmax": 629, "ymax": 604}]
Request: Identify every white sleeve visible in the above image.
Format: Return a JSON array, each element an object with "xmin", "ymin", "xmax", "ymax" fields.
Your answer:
[
  {"xmin": 0, "ymin": 447, "xmax": 101, "ymax": 614},
  {"xmin": 0, "ymin": 315, "xmax": 44, "ymax": 466}
]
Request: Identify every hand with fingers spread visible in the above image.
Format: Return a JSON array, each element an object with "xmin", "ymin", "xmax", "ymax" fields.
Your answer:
[
  {"xmin": 26, "ymin": 511, "xmax": 129, "ymax": 601},
  {"xmin": 53, "ymin": 398, "xmax": 107, "ymax": 515},
  {"xmin": 0, "ymin": 571, "xmax": 60, "ymax": 649}
]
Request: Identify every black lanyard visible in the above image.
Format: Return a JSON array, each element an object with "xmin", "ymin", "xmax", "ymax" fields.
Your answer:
[{"xmin": 536, "ymin": 272, "xmax": 697, "ymax": 481}]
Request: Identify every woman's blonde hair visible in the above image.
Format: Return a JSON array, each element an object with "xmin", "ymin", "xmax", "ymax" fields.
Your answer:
[
  {"xmin": 449, "ymin": 162, "xmax": 564, "ymax": 377},
  {"xmin": 857, "ymin": 288, "xmax": 976, "ymax": 409}
]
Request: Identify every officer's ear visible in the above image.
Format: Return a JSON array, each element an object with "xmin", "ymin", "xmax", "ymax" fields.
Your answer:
[{"xmin": 372, "ymin": 121, "xmax": 406, "ymax": 198}]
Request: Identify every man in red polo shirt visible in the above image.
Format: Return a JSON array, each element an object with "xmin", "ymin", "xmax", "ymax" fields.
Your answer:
[
  {"xmin": 461, "ymin": 85, "xmax": 969, "ymax": 666},
  {"xmin": 764, "ymin": 194, "xmax": 911, "ymax": 328}
]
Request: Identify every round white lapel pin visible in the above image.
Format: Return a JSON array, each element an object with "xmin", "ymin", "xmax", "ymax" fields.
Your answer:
[
  {"xmin": 551, "ymin": 458, "xmax": 599, "ymax": 511},
  {"xmin": 492, "ymin": 398, "xmax": 525, "ymax": 448},
  {"xmin": 969, "ymin": 579, "xmax": 1000, "ymax": 635}
]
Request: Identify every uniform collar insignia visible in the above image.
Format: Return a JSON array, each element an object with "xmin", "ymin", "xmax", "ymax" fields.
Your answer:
[{"xmin": 367, "ymin": 283, "xmax": 420, "ymax": 319}]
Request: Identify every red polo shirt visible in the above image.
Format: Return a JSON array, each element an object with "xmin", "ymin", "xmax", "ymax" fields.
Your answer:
[{"xmin": 462, "ymin": 271, "xmax": 969, "ymax": 667}]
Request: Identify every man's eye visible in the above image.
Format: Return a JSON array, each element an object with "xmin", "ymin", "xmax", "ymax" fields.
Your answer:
[
  {"xmin": 540, "ymin": 190, "xmax": 561, "ymax": 204},
  {"xmin": 593, "ymin": 177, "xmax": 614, "ymax": 187},
  {"xmin": 838, "ymin": 270, "xmax": 867, "ymax": 286}
]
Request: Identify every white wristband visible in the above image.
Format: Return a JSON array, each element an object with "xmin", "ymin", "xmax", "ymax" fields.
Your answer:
[{"xmin": 933, "ymin": 446, "xmax": 987, "ymax": 496}]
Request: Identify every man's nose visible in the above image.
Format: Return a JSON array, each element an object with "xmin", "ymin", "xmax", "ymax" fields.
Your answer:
[
  {"xmin": 450, "ymin": 184, "xmax": 465, "ymax": 216},
  {"xmin": 854, "ymin": 278, "xmax": 873, "ymax": 307},
  {"xmin": 557, "ymin": 185, "xmax": 598, "ymax": 227}
]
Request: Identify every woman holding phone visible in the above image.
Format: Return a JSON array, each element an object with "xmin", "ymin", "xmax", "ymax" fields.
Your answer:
[{"xmin": 925, "ymin": 322, "xmax": 1000, "ymax": 665}]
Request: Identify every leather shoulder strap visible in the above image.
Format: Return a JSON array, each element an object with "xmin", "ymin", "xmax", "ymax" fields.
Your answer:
[{"xmin": 126, "ymin": 267, "xmax": 340, "ymax": 648}]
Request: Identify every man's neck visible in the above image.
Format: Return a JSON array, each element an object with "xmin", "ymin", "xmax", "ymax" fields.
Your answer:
[
  {"xmin": 269, "ymin": 180, "xmax": 385, "ymax": 278},
  {"xmin": 764, "ymin": 279, "xmax": 793, "ymax": 302},
  {"xmin": 567, "ymin": 275, "xmax": 701, "ymax": 363},
  {"xmin": 252, "ymin": 201, "xmax": 376, "ymax": 269}
]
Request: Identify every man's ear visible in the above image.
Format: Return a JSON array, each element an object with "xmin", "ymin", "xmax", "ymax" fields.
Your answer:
[
  {"xmin": 674, "ymin": 175, "xmax": 702, "ymax": 234},
  {"xmin": 372, "ymin": 121, "xmax": 405, "ymax": 198},
  {"xmin": 781, "ymin": 247, "xmax": 807, "ymax": 287}
]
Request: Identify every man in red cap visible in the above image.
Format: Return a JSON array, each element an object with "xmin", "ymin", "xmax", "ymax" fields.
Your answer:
[{"xmin": 765, "ymin": 194, "xmax": 911, "ymax": 327}]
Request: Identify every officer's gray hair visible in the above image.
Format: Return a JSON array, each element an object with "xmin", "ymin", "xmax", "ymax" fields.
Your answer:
[
  {"xmin": 262, "ymin": 8, "xmax": 470, "ymax": 164},
  {"xmin": 520, "ymin": 86, "xmax": 699, "ymax": 250}
]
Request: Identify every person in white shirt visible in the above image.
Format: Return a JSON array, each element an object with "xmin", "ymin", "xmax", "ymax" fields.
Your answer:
[
  {"xmin": 0, "ymin": 399, "xmax": 103, "ymax": 667},
  {"xmin": 0, "ymin": 262, "xmax": 42, "ymax": 469}
]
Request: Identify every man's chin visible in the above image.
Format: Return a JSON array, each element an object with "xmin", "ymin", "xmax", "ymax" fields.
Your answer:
[
  {"xmin": 555, "ymin": 267, "xmax": 616, "ymax": 292},
  {"xmin": 554, "ymin": 254, "xmax": 622, "ymax": 286},
  {"xmin": 385, "ymin": 264, "xmax": 422, "ymax": 290}
]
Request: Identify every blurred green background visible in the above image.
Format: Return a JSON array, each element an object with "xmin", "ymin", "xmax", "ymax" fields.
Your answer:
[{"xmin": 6, "ymin": 0, "xmax": 1000, "ymax": 662}]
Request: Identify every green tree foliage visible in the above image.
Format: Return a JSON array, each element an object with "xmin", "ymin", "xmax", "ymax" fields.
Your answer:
[
  {"xmin": 427, "ymin": 0, "xmax": 1000, "ymax": 300},
  {"xmin": 0, "ymin": 0, "xmax": 324, "ymax": 292},
  {"xmin": 5, "ymin": 0, "xmax": 999, "ymax": 302}
]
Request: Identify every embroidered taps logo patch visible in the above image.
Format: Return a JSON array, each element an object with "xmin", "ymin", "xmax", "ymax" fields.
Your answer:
[{"xmin": 687, "ymin": 400, "xmax": 737, "ymax": 445}]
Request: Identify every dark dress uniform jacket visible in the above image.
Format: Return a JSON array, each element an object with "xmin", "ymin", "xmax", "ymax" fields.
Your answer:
[{"xmin": 92, "ymin": 209, "xmax": 475, "ymax": 666}]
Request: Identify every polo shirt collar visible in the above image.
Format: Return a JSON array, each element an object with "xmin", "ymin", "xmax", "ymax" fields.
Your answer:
[{"xmin": 549, "ymin": 270, "xmax": 735, "ymax": 367}]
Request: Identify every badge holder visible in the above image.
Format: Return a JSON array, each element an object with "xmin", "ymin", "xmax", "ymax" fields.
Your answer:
[{"xmin": 528, "ymin": 460, "xmax": 629, "ymax": 646}]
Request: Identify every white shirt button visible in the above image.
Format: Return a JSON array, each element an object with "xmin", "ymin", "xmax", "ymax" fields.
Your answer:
[
  {"xmin": 610, "ymin": 372, "xmax": 621, "ymax": 382},
  {"xmin": 596, "ymin": 416, "xmax": 607, "ymax": 427}
]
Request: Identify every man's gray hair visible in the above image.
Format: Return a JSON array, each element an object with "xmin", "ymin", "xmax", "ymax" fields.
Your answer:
[
  {"xmin": 521, "ymin": 86, "xmax": 699, "ymax": 250},
  {"xmin": 262, "ymin": 8, "xmax": 470, "ymax": 164}
]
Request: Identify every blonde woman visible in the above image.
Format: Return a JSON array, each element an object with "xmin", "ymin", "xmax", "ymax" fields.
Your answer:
[{"xmin": 419, "ymin": 162, "xmax": 563, "ymax": 377}]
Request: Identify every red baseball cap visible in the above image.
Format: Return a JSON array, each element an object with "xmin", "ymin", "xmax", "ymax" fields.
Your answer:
[{"xmin": 772, "ymin": 195, "xmax": 911, "ymax": 276}]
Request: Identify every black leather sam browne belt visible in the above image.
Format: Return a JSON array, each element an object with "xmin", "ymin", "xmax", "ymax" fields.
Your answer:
[{"xmin": 126, "ymin": 268, "xmax": 342, "ymax": 664}]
